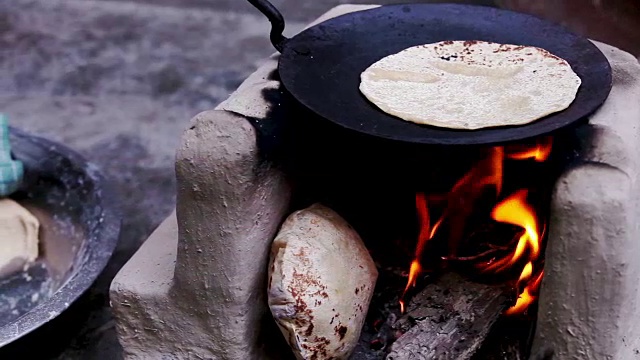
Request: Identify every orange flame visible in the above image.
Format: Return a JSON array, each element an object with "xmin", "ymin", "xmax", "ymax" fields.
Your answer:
[
  {"xmin": 400, "ymin": 148, "xmax": 503, "ymax": 312},
  {"xmin": 439, "ymin": 146, "xmax": 504, "ymax": 257},
  {"xmin": 481, "ymin": 190, "xmax": 540, "ymax": 273},
  {"xmin": 480, "ymin": 190, "xmax": 544, "ymax": 315},
  {"xmin": 505, "ymin": 270, "xmax": 544, "ymax": 316},
  {"xmin": 504, "ymin": 285, "xmax": 534, "ymax": 315},
  {"xmin": 400, "ymin": 193, "xmax": 442, "ymax": 312},
  {"xmin": 531, "ymin": 270, "xmax": 544, "ymax": 291},
  {"xmin": 507, "ymin": 136, "xmax": 552, "ymax": 162},
  {"xmin": 518, "ymin": 261, "xmax": 533, "ymax": 284},
  {"xmin": 401, "ymin": 139, "xmax": 551, "ymax": 316}
]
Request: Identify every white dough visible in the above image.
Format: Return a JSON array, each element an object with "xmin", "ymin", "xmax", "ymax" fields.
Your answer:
[
  {"xmin": 0, "ymin": 199, "xmax": 39, "ymax": 277},
  {"xmin": 268, "ymin": 204, "xmax": 378, "ymax": 360}
]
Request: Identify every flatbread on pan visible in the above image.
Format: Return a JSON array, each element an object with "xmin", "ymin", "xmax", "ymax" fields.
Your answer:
[{"xmin": 359, "ymin": 40, "xmax": 582, "ymax": 130}]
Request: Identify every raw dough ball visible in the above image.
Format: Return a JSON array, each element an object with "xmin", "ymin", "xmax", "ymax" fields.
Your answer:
[
  {"xmin": 268, "ymin": 203, "xmax": 378, "ymax": 360},
  {"xmin": 0, "ymin": 199, "xmax": 39, "ymax": 277}
]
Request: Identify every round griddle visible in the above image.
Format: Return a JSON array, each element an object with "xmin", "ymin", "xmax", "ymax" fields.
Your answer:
[{"xmin": 248, "ymin": 1, "xmax": 612, "ymax": 145}]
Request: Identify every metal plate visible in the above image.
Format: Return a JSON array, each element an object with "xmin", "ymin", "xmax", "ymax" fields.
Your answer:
[
  {"xmin": 0, "ymin": 128, "xmax": 120, "ymax": 347},
  {"xmin": 279, "ymin": 4, "xmax": 612, "ymax": 145}
]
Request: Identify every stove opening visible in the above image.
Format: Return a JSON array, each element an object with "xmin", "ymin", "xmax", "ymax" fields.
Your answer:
[
  {"xmin": 401, "ymin": 137, "xmax": 553, "ymax": 317},
  {"xmin": 278, "ymin": 117, "xmax": 575, "ymax": 359}
]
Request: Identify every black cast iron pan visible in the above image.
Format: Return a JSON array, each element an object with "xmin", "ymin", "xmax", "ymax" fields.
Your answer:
[{"xmin": 247, "ymin": 1, "xmax": 612, "ymax": 145}]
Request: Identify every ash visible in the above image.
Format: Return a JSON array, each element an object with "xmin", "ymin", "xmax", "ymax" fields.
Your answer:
[{"xmin": 350, "ymin": 266, "xmax": 406, "ymax": 360}]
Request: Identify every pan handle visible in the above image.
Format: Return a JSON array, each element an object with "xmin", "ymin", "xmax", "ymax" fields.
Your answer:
[{"xmin": 247, "ymin": 0, "xmax": 288, "ymax": 52}]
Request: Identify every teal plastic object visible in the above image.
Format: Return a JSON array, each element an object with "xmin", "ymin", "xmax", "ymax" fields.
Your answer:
[{"xmin": 0, "ymin": 114, "xmax": 24, "ymax": 196}]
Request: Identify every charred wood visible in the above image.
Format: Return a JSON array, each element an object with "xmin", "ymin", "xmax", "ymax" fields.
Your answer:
[{"xmin": 386, "ymin": 273, "xmax": 511, "ymax": 360}]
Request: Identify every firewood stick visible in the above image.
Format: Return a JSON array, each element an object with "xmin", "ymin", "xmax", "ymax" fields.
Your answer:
[{"xmin": 387, "ymin": 273, "xmax": 511, "ymax": 360}]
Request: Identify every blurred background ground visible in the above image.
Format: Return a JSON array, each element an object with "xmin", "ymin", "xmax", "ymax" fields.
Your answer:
[{"xmin": 0, "ymin": 0, "xmax": 637, "ymax": 358}]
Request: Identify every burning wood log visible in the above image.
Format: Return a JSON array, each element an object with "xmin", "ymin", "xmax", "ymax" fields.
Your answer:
[{"xmin": 387, "ymin": 273, "xmax": 511, "ymax": 360}]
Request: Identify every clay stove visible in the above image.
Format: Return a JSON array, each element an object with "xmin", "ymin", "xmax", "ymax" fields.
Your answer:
[{"xmin": 110, "ymin": 5, "xmax": 640, "ymax": 360}]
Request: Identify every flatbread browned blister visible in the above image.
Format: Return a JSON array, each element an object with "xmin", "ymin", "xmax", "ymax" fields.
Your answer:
[
  {"xmin": 359, "ymin": 41, "xmax": 582, "ymax": 130},
  {"xmin": 268, "ymin": 204, "xmax": 377, "ymax": 360}
]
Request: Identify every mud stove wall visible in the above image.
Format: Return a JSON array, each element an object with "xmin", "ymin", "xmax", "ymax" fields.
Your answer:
[{"xmin": 109, "ymin": 5, "xmax": 640, "ymax": 360}]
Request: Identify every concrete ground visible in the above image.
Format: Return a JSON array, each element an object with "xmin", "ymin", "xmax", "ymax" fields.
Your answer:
[
  {"xmin": 0, "ymin": 0, "xmax": 305, "ymax": 358},
  {"xmin": 0, "ymin": 0, "xmax": 633, "ymax": 358}
]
